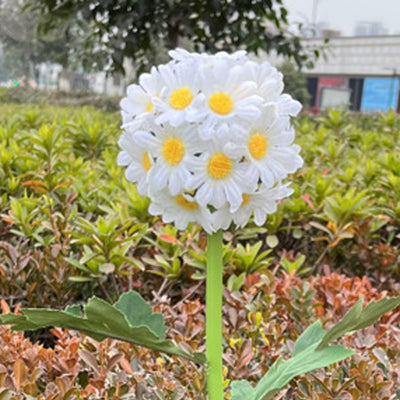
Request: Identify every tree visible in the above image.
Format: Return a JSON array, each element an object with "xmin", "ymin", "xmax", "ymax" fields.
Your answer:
[
  {"xmin": 26, "ymin": 0, "xmax": 317, "ymax": 75},
  {"xmin": 278, "ymin": 61, "xmax": 311, "ymax": 106},
  {"xmin": 0, "ymin": 0, "xmax": 38, "ymax": 80},
  {"xmin": 0, "ymin": 0, "xmax": 71, "ymax": 81},
  {"xmin": 0, "ymin": 43, "xmax": 25, "ymax": 82},
  {"xmin": 0, "ymin": 0, "xmax": 98, "ymax": 82}
]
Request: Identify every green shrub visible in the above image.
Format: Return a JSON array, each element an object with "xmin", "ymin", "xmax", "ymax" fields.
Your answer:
[
  {"xmin": 0, "ymin": 87, "xmax": 120, "ymax": 111},
  {"xmin": 0, "ymin": 272, "xmax": 399, "ymax": 399},
  {"xmin": 0, "ymin": 105, "xmax": 400, "ymax": 308},
  {"xmin": 1, "ymin": 104, "xmax": 400, "ymax": 399}
]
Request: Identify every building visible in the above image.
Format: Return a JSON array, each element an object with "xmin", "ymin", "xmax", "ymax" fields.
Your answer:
[
  {"xmin": 262, "ymin": 34, "xmax": 400, "ymax": 112},
  {"xmin": 354, "ymin": 21, "xmax": 388, "ymax": 37},
  {"xmin": 34, "ymin": 63, "xmax": 128, "ymax": 96},
  {"xmin": 303, "ymin": 34, "xmax": 400, "ymax": 112}
]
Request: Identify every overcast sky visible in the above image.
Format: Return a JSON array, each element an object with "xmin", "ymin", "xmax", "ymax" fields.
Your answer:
[{"xmin": 284, "ymin": 0, "xmax": 400, "ymax": 36}]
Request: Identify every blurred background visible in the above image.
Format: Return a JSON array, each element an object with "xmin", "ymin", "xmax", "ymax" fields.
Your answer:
[{"xmin": 0, "ymin": 0, "xmax": 399, "ymax": 113}]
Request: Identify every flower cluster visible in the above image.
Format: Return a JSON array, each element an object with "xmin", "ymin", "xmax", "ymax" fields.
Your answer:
[{"xmin": 118, "ymin": 48, "xmax": 302, "ymax": 233}]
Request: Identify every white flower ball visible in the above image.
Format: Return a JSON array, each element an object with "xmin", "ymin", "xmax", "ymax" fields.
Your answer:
[{"xmin": 118, "ymin": 48, "xmax": 303, "ymax": 233}]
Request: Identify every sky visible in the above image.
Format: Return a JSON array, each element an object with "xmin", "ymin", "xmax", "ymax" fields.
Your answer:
[{"xmin": 284, "ymin": 0, "xmax": 400, "ymax": 36}]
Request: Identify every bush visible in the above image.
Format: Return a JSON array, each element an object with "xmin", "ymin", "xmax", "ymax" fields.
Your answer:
[
  {"xmin": 0, "ymin": 272, "xmax": 399, "ymax": 399},
  {"xmin": 1, "ymin": 104, "xmax": 400, "ymax": 397},
  {"xmin": 0, "ymin": 106, "xmax": 400, "ymax": 307},
  {"xmin": 0, "ymin": 87, "xmax": 120, "ymax": 111}
]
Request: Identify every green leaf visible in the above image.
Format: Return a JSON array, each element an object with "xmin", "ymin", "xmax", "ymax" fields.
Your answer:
[
  {"xmin": 0, "ymin": 291, "xmax": 204, "ymax": 364},
  {"xmin": 0, "ymin": 313, "xmax": 41, "ymax": 331},
  {"xmin": 68, "ymin": 276, "xmax": 94, "ymax": 282},
  {"xmin": 266, "ymin": 235, "xmax": 279, "ymax": 248},
  {"xmin": 318, "ymin": 296, "xmax": 400, "ymax": 349},
  {"xmin": 0, "ymin": 389, "xmax": 11, "ymax": 400},
  {"xmin": 114, "ymin": 291, "xmax": 167, "ymax": 339},
  {"xmin": 65, "ymin": 305, "xmax": 81, "ymax": 316},
  {"xmin": 317, "ymin": 299, "xmax": 363, "ymax": 349},
  {"xmin": 353, "ymin": 296, "xmax": 400, "ymax": 330},
  {"xmin": 227, "ymin": 272, "xmax": 246, "ymax": 292},
  {"xmin": 292, "ymin": 320, "xmax": 324, "ymax": 357},
  {"xmin": 231, "ymin": 296, "xmax": 400, "ymax": 400},
  {"xmin": 231, "ymin": 380, "xmax": 255, "ymax": 400},
  {"xmin": 253, "ymin": 345, "xmax": 354, "ymax": 400}
]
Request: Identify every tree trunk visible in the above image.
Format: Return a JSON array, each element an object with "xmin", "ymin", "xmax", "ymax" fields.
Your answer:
[
  {"xmin": 167, "ymin": 24, "xmax": 179, "ymax": 49},
  {"xmin": 22, "ymin": 49, "xmax": 31, "ymax": 84}
]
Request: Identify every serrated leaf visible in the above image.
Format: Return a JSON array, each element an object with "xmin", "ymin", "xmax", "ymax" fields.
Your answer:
[
  {"xmin": 292, "ymin": 321, "xmax": 324, "ymax": 357},
  {"xmin": 316, "ymin": 299, "xmax": 363, "ymax": 349},
  {"xmin": 114, "ymin": 291, "xmax": 167, "ymax": 339},
  {"xmin": 318, "ymin": 296, "xmax": 400, "ymax": 349},
  {"xmin": 231, "ymin": 296, "xmax": 400, "ymax": 400},
  {"xmin": 352, "ymin": 296, "xmax": 400, "ymax": 330},
  {"xmin": 65, "ymin": 305, "xmax": 81, "ymax": 316},
  {"xmin": 231, "ymin": 380, "xmax": 255, "ymax": 400},
  {"xmin": 253, "ymin": 344, "xmax": 354, "ymax": 400},
  {"xmin": 0, "ymin": 313, "xmax": 41, "ymax": 331},
  {"xmin": 0, "ymin": 291, "xmax": 204, "ymax": 364}
]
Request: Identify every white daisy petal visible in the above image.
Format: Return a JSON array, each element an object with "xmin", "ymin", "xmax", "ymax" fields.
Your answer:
[
  {"xmin": 278, "ymin": 94, "xmax": 302, "ymax": 116},
  {"xmin": 254, "ymin": 209, "xmax": 267, "ymax": 226},
  {"xmin": 133, "ymin": 131, "xmax": 157, "ymax": 148},
  {"xmin": 125, "ymin": 163, "xmax": 142, "ymax": 181},
  {"xmin": 117, "ymin": 151, "xmax": 132, "ymax": 166}
]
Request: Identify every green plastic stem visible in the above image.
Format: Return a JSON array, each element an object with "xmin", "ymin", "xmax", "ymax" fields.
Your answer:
[{"xmin": 206, "ymin": 230, "xmax": 224, "ymax": 400}]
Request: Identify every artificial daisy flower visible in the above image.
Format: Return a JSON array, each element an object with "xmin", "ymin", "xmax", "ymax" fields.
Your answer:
[
  {"xmin": 117, "ymin": 130, "xmax": 153, "ymax": 195},
  {"xmin": 224, "ymin": 108, "xmax": 303, "ymax": 188},
  {"xmin": 187, "ymin": 60, "xmax": 264, "ymax": 140},
  {"xmin": 213, "ymin": 183, "xmax": 293, "ymax": 230},
  {"xmin": 243, "ymin": 60, "xmax": 302, "ymax": 116},
  {"xmin": 187, "ymin": 140, "xmax": 256, "ymax": 212},
  {"xmin": 277, "ymin": 94, "xmax": 302, "ymax": 117},
  {"xmin": 152, "ymin": 62, "xmax": 201, "ymax": 127},
  {"xmin": 120, "ymin": 66, "xmax": 164, "ymax": 124},
  {"xmin": 243, "ymin": 60, "xmax": 284, "ymax": 100},
  {"xmin": 148, "ymin": 190, "xmax": 214, "ymax": 233},
  {"xmin": 133, "ymin": 122, "xmax": 203, "ymax": 196},
  {"xmin": 168, "ymin": 48, "xmax": 247, "ymax": 65},
  {"xmin": 118, "ymin": 48, "xmax": 302, "ymax": 234}
]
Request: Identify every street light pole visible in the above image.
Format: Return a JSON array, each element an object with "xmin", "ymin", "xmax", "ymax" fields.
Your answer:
[{"xmin": 312, "ymin": 0, "xmax": 319, "ymax": 28}]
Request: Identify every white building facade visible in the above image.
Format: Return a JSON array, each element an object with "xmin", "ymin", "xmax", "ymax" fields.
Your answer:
[
  {"xmin": 264, "ymin": 34, "xmax": 400, "ymax": 111},
  {"xmin": 302, "ymin": 35, "xmax": 400, "ymax": 111}
]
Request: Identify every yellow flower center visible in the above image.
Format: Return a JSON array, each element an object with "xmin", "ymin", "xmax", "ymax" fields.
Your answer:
[
  {"xmin": 169, "ymin": 87, "xmax": 193, "ymax": 110},
  {"xmin": 175, "ymin": 194, "xmax": 198, "ymax": 211},
  {"xmin": 248, "ymin": 134, "xmax": 267, "ymax": 159},
  {"xmin": 163, "ymin": 138, "xmax": 185, "ymax": 165},
  {"xmin": 207, "ymin": 153, "xmax": 232, "ymax": 179},
  {"xmin": 209, "ymin": 92, "xmax": 233, "ymax": 115},
  {"xmin": 145, "ymin": 101, "xmax": 154, "ymax": 113},
  {"xmin": 142, "ymin": 152, "xmax": 152, "ymax": 171},
  {"xmin": 242, "ymin": 194, "xmax": 251, "ymax": 206}
]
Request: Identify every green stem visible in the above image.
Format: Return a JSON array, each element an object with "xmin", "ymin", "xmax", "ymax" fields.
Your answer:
[{"xmin": 206, "ymin": 230, "xmax": 224, "ymax": 400}]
